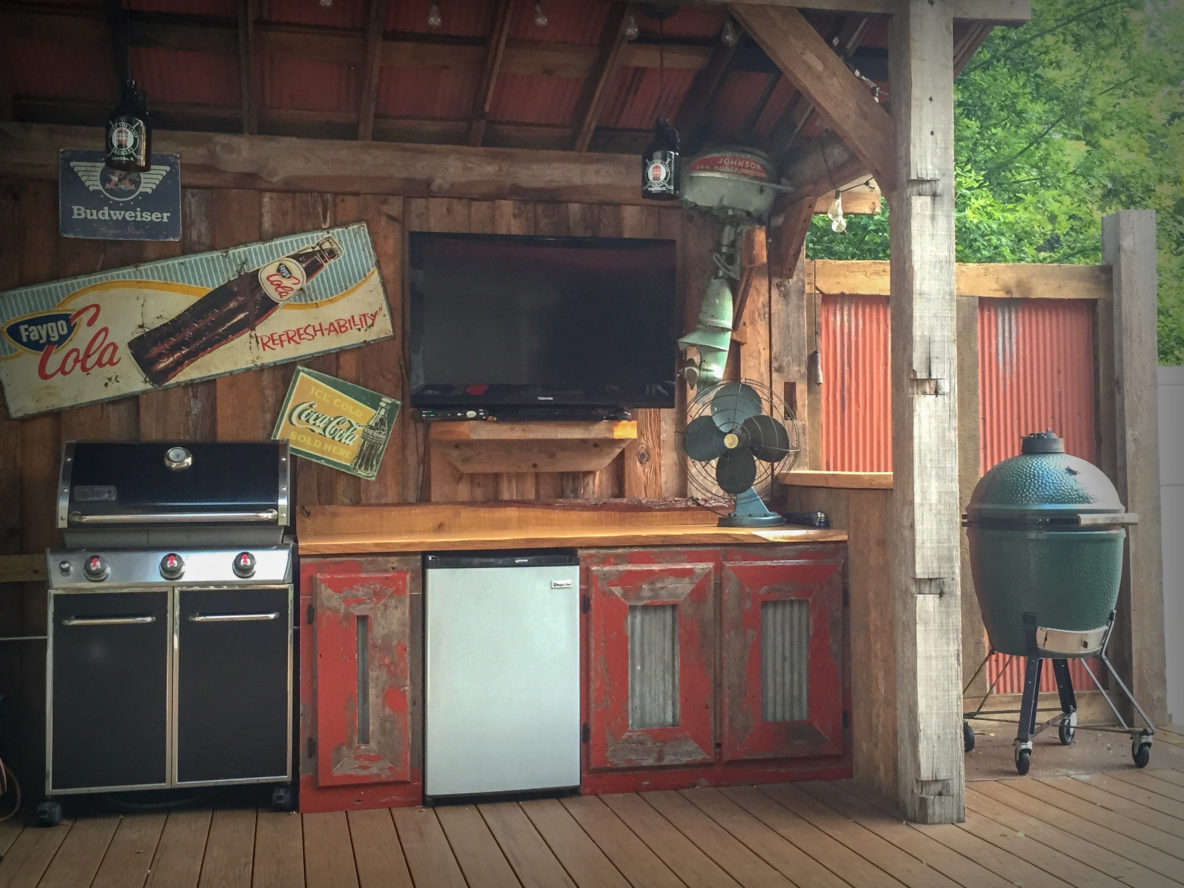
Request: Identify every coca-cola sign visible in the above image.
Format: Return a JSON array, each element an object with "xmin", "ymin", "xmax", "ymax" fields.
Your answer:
[
  {"xmin": 272, "ymin": 366, "xmax": 399, "ymax": 480},
  {"xmin": 0, "ymin": 223, "xmax": 393, "ymax": 418}
]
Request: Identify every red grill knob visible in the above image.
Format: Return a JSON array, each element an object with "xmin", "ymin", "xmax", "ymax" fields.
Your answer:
[
  {"xmin": 232, "ymin": 551, "xmax": 256, "ymax": 578},
  {"xmin": 160, "ymin": 552, "xmax": 184, "ymax": 580},
  {"xmin": 83, "ymin": 555, "xmax": 109, "ymax": 581}
]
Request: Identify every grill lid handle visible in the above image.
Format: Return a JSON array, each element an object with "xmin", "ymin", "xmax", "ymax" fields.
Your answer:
[{"xmin": 68, "ymin": 509, "xmax": 279, "ymax": 526}]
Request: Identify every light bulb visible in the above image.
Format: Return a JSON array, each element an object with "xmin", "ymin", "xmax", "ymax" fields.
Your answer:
[
  {"xmin": 828, "ymin": 192, "xmax": 847, "ymax": 233},
  {"xmin": 427, "ymin": 1, "xmax": 441, "ymax": 28},
  {"xmin": 721, "ymin": 19, "xmax": 739, "ymax": 47},
  {"xmin": 533, "ymin": 1, "xmax": 548, "ymax": 27},
  {"xmin": 623, "ymin": 9, "xmax": 639, "ymax": 41}
]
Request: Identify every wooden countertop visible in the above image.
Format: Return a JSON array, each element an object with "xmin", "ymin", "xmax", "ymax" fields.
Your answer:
[{"xmin": 297, "ymin": 503, "xmax": 847, "ymax": 556}]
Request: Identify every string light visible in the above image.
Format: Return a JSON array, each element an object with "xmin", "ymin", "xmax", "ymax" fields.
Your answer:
[
  {"xmin": 623, "ymin": 7, "xmax": 639, "ymax": 41},
  {"xmin": 827, "ymin": 191, "xmax": 847, "ymax": 233},
  {"xmin": 533, "ymin": 1, "xmax": 548, "ymax": 27},
  {"xmin": 427, "ymin": 1, "xmax": 441, "ymax": 29},
  {"xmin": 720, "ymin": 18, "xmax": 739, "ymax": 47}
]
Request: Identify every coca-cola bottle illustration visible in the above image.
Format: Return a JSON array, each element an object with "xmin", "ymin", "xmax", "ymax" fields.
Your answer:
[
  {"xmin": 129, "ymin": 236, "xmax": 342, "ymax": 386},
  {"xmin": 351, "ymin": 397, "xmax": 395, "ymax": 477}
]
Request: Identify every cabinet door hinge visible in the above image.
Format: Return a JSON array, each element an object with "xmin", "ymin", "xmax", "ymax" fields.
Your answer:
[
  {"xmin": 307, "ymin": 737, "xmax": 317, "ymax": 758},
  {"xmin": 306, "ymin": 603, "xmax": 315, "ymax": 624},
  {"xmin": 581, "ymin": 595, "xmax": 590, "ymax": 614},
  {"xmin": 581, "ymin": 723, "xmax": 589, "ymax": 743}
]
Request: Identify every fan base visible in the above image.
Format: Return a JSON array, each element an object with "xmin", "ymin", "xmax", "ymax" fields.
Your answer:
[{"xmin": 718, "ymin": 513, "xmax": 787, "ymax": 528}]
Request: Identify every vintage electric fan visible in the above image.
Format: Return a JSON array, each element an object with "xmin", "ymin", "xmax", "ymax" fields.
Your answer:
[{"xmin": 682, "ymin": 380, "xmax": 802, "ymax": 526}]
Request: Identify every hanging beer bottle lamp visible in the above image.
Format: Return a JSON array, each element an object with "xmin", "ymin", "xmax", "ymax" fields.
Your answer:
[
  {"xmin": 106, "ymin": 79, "xmax": 151, "ymax": 172},
  {"xmin": 640, "ymin": 10, "xmax": 680, "ymax": 201}
]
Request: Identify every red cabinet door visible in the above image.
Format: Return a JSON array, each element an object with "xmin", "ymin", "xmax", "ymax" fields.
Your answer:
[
  {"xmin": 720, "ymin": 548, "xmax": 846, "ymax": 761},
  {"xmin": 301, "ymin": 557, "xmax": 420, "ymax": 797},
  {"xmin": 585, "ymin": 550, "xmax": 718, "ymax": 770}
]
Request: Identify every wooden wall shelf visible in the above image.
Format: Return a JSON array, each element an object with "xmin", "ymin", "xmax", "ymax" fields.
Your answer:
[{"xmin": 428, "ymin": 420, "xmax": 637, "ymax": 475}]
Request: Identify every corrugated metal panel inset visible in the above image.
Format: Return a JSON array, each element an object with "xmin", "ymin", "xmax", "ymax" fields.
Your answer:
[
  {"xmin": 978, "ymin": 298, "xmax": 1096, "ymax": 471},
  {"xmin": 597, "ymin": 67, "xmax": 695, "ymax": 131},
  {"xmin": 708, "ymin": 72, "xmax": 773, "ymax": 137},
  {"xmin": 128, "ymin": 0, "xmax": 234, "ymax": 15},
  {"xmin": 8, "ymin": 39, "xmax": 115, "ymax": 101},
  {"xmin": 488, "ymin": 73, "xmax": 581, "ymax": 126},
  {"xmin": 510, "ymin": 0, "xmax": 609, "ymax": 44},
  {"xmin": 978, "ymin": 298, "xmax": 1098, "ymax": 694},
  {"xmin": 377, "ymin": 67, "xmax": 479, "ymax": 119},
  {"xmin": 265, "ymin": 57, "xmax": 359, "ymax": 113},
  {"xmin": 131, "ymin": 47, "xmax": 239, "ymax": 107},
  {"xmin": 387, "ymin": 0, "xmax": 495, "ymax": 37},
  {"xmin": 761, "ymin": 599, "xmax": 808, "ymax": 722},
  {"xmin": 819, "ymin": 293, "xmax": 891, "ymax": 471},
  {"xmin": 265, "ymin": 0, "xmax": 367, "ymax": 29},
  {"xmin": 628, "ymin": 604, "xmax": 678, "ymax": 729}
]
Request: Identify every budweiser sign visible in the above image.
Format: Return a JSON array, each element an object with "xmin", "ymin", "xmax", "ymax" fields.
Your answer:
[{"xmin": 0, "ymin": 224, "xmax": 393, "ymax": 418}]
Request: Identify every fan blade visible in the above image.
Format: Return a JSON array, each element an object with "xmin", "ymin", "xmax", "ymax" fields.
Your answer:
[
  {"xmin": 742, "ymin": 414, "xmax": 791, "ymax": 462},
  {"xmin": 716, "ymin": 449, "xmax": 757, "ymax": 495},
  {"xmin": 709, "ymin": 382, "xmax": 762, "ymax": 429},
  {"xmin": 683, "ymin": 415, "xmax": 728, "ymax": 461}
]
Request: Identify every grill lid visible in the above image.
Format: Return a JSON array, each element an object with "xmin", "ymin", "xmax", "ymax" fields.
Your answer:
[
  {"xmin": 963, "ymin": 431, "xmax": 1132, "ymax": 528},
  {"xmin": 58, "ymin": 441, "xmax": 290, "ymax": 530}
]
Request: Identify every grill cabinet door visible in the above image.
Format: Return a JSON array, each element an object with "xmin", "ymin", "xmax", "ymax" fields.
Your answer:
[
  {"xmin": 720, "ymin": 546, "xmax": 846, "ymax": 761},
  {"xmin": 50, "ymin": 590, "xmax": 169, "ymax": 791},
  {"xmin": 585, "ymin": 549, "xmax": 717, "ymax": 770},
  {"xmin": 176, "ymin": 586, "xmax": 292, "ymax": 784}
]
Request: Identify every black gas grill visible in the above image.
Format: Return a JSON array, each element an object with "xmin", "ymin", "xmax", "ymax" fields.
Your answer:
[{"xmin": 39, "ymin": 441, "xmax": 295, "ymax": 825}]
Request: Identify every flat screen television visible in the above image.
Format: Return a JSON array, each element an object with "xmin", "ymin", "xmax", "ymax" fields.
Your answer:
[{"xmin": 407, "ymin": 232, "xmax": 678, "ymax": 418}]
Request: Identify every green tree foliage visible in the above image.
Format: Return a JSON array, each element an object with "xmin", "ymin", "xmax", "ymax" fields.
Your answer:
[{"xmin": 806, "ymin": 0, "xmax": 1184, "ymax": 364}]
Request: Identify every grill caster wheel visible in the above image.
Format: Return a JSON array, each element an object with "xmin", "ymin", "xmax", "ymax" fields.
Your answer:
[
  {"xmin": 1015, "ymin": 748, "xmax": 1031, "ymax": 775},
  {"xmin": 1132, "ymin": 735, "xmax": 1152, "ymax": 769},
  {"xmin": 36, "ymin": 800, "xmax": 62, "ymax": 827},
  {"xmin": 271, "ymin": 785, "xmax": 294, "ymax": 812},
  {"xmin": 1058, "ymin": 718, "xmax": 1076, "ymax": 745},
  {"xmin": 963, "ymin": 721, "xmax": 975, "ymax": 752}
]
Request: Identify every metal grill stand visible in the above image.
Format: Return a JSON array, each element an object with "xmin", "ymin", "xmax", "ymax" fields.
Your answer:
[{"xmin": 962, "ymin": 611, "xmax": 1155, "ymax": 774}]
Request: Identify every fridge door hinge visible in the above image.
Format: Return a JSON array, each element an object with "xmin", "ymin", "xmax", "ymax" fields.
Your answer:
[
  {"xmin": 307, "ymin": 737, "xmax": 316, "ymax": 758},
  {"xmin": 581, "ymin": 723, "xmax": 589, "ymax": 743},
  {"xmin": 306, "ymin": 603, "xmax": 315, "ymax": 624},
  {"xmin": 581, "ymin": 595, "xmax": 590, "ymax": 614}
]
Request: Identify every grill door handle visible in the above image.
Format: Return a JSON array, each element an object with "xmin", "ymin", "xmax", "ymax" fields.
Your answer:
[
  {"xmin": 68, "ymin": 509, "xmax": 279, "ymax": 525},
  {"xmin": 61, "ymin": 615, "xmax": 156, "ymax": 627},
  {"xmin": 188, "ymin": 612, "xmax": 280, "ymax": 623}
]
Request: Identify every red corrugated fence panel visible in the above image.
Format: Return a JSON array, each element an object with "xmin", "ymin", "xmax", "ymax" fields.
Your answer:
[{"xmin": 819, "ymin": 293, "xmax": 891, "ymax": 472}]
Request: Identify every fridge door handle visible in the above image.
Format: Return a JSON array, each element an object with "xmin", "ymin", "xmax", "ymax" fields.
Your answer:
[
  {"xmin": 188, "ymin": 612, "xmax": 280, "ymax": 623},
  {"xmin": 61, "ymin": 615, "xmax": 156, "ymax": 627}
]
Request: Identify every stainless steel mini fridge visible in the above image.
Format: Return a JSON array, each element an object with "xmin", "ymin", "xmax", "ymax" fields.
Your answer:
[{"xmin": 423, "ymin": 550, "xmax": 580, "ymax": 799}]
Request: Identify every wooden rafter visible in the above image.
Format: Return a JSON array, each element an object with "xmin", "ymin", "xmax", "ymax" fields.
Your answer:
[
  {"xmin": 357, "ymin": 0, "xmax": 389, "ymax": 141},
  {"xmin": 571, "ymin": 3, "xmax": 629, "ymax": 153},
  {"xmin": 102, "ymin": 0, "xmax": 129, "ymax": 90},
  {"xmin": 468, "ymin": 0, "xmax": 515, "ymax": 147},
  {"xmin": 237, "ymin": 0, "xmax": 258, "ymax": 135},
  {"xmin": 731, "ymin": 4, "xmax": 896, "ymax": 193},
  {"xmin": 954, "ymin": 21, "xmax": 995, "ymax": 73},
  {"xmin": 673, "ymin": 37, "xmax": 736, "ymax": 149},
  {"xmin": 709, "ymin": 0, "xmax": 1029, "ymax": 25}
]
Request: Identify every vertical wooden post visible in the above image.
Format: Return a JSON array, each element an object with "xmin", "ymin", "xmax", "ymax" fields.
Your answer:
[
  {"xmin": 888, "ymin": 0, "xmax": 964, "ymax": 823},
  {"xmin": 1103, "ymin": 210, "xmax": 1168, "ymax": 722},
  {"xmin": 957, "ymin": 295, "xmax": 988, "ymax": 698}
]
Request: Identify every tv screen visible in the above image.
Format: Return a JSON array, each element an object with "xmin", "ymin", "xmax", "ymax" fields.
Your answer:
[{"xmin": 407, "ymin": 232, "xmax": 678, "ymax": 416}]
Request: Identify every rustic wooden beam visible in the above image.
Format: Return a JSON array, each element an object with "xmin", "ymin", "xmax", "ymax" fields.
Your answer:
[
  {"xmin": 731, "ymin": 5, "xmax": 896, "ymax": 193},
  {"xmin": 810, "ymin": 259, "xmax": 1111, "ymax": 300},
  {"xmin": 953, "ymin": 21, "xmax": 994, "ymax": 73},
  {"xmin": 237, "ymin": 0, "xmax": 259, "ymax": 135},
  {"xmin": 1103, "ymin": 210, "xmax": 1168, "ymax": 724},
  {"xmin": 0, "ymin": 121, "xmax": 661, "ymax": 204},
  {"xmin": 732, "ymin": 226, "xmax": 768, "ymax": 332},
  {"xmin": 572, "ymin": 3, "xmax": 629, "ymax": 152},
  {"xmin": 887, "ymin": 0, "xmax": 963, "ymax": 825},
  {"xmin": 357, "ymin": 0, "xmax": 389, "ymax": 141},
  {"xmin": 768, "ymin": 194, "xmax": 815, "ymax": 280},
  {"xmin": 468, "ymin": 0, "xmax": 516, "ymax": 147},
  {"xmin": 0, "ymin": 554, "xmax": 46, "ymax": 584}
]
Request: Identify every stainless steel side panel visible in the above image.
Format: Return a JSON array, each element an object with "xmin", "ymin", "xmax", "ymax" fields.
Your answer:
[{"xmin": 424, "ymin": 563, "xmax": 580, "ymax": 797}]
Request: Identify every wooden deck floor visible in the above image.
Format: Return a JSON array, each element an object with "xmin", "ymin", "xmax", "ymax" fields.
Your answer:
[{"xmin": 1, "ymin": 769, "xmax": 1183, "ymax": 887}]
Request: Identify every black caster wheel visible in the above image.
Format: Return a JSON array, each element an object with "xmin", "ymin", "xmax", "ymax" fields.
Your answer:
[
  {"xmin": 1058, "ymin": 718, "xmax": 1075, "ymax": 745},
  {"xmin": 272, "ymin": 785, "xmax": 294, "ymax": 812},
  {"xmin": 1132, "ymin": 737, "xmax": 1151, "ymax": 768},
  {"xmin": 36, "ymin": 800, "xmax": 63, "ymax": 827},
  {"xmin": 963, "ymin": 721, "xmax": 975, "ymax": 753},
  {"xmin": 1015, "ymin": 748, "xmax": 1031, "ymax": 775}
]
